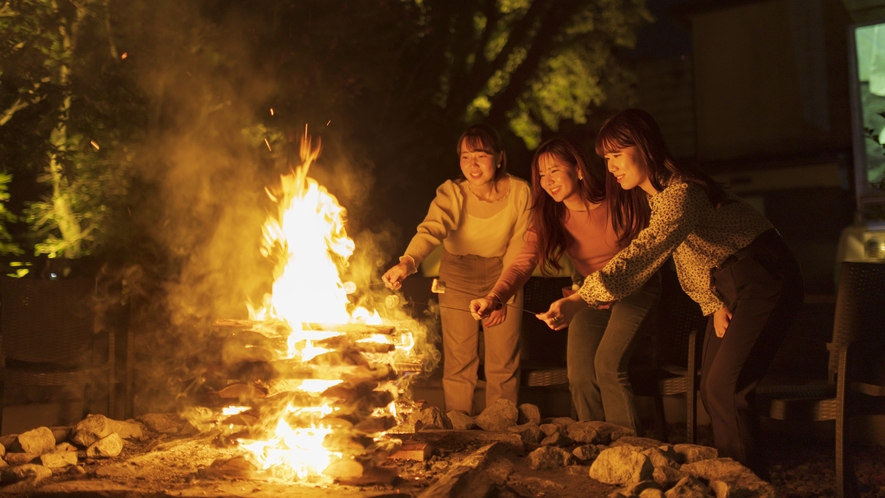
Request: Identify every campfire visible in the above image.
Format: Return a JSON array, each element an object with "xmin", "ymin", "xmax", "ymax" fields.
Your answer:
[{"xmin": 198, "ymin": 127, "xmax": 430, "ymax": 483}]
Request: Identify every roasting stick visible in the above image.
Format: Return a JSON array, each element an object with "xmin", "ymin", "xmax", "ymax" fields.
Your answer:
[{"xmin": 431, "ymin": 278, "xmax": 539, "ymax": 316}]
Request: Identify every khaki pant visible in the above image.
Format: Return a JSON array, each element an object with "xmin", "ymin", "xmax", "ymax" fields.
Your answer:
[{"xmin": 438, "ymin": 250, "xmax": 523, "ymax": 415}]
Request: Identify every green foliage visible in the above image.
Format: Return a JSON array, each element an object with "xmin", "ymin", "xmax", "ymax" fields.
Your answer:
[
  {"xmin": 0, "ymin": 172, "xmax": 22, "ymax": 256},
  {"xmin": 1, "ymin": 0, "xmax": 652, "ymax": 258}
]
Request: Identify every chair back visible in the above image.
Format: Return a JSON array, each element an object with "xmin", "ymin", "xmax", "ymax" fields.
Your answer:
[
  {"xmin": 1, "ymin": 275, "xmax": 97, "ymax": 365},
  {"xmin": 653, "ymin": 268, "xmax": 707, "ymax": 369},
  {"xmin": 829, "ymin": 262, "xmax": 885, "ymax": 379}
]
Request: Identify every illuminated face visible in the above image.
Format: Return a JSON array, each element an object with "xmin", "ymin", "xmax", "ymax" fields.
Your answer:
[
  {"xmin": 537, "ymin": 152, "xmax": 581, "ymax": 204},
  {"xmin": 604, "ymin": 146, "xmax": 654, "ymax": 195},
  {"xmin": 459, "ymin": 141, "xmax": 499, "ymax": 186}
]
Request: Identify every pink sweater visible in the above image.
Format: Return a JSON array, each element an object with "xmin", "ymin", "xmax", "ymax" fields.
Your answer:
[{"xmin": 489, "ymin": 201, "xmax": 624, "ymax": 303}]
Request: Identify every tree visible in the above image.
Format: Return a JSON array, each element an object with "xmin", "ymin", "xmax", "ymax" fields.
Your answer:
[{"xmin": 0, "ymin": 0, "xmax": 136, "ymax": 257}]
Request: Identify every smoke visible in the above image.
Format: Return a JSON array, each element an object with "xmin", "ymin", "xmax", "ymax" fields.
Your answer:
[{"xmin": 111, "ymin": 1, "xmax": 439, "ymax": 418}]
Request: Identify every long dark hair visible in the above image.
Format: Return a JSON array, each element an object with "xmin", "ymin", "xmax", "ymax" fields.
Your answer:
[
  {"xmin": 529, "ymin": 138, "xmax": 605, "ymax": 276},
  {"xmin": 456, "ymin": 124, "xmax": 507, "ymax": 181},
  {"xmin": 595, "ymin": 108, "xmax": 730, "ymax": 211}
]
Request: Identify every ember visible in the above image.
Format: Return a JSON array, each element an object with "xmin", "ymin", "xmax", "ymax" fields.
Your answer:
[{"xmin": 193, "ymin": 127, "xmax": 431, "ymax": 483}]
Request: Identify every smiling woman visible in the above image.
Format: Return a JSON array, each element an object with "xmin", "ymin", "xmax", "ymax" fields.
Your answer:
[
  {"xmin": 381, "ymin": 124, "xmax": 531, "ymax": 416},
  {"xmin": 547, "ymin": 108, "xmax": 806, "ymax": 479},
  {"xmin": 469, "ymin": 136, "xmax": 659, "ymax": 434}
]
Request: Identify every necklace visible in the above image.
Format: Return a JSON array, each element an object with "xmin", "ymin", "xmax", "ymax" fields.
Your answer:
[{"xmin": 467, "ymin": 182, "xmax": 501, "ymax": 202}]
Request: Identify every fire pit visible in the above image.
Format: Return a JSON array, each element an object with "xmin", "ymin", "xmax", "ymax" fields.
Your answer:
[{"xmin": 152, "ymin": 127, "xmax": 436, "ymax": 484}]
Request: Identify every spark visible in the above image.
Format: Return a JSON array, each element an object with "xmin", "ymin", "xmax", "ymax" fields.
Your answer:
[
  {"xmin": 90, "ymin": 140, "xmax": 100, "ymax": 150},
  {"xmin": 270, "ymin": 108, "xmax": 275, "ymax": 116},
  {"xmin": 326, "ymin": 120, "xmax": 331, "ymax": 126},
  {"xmin": 265, "ymin": 138, "xmax": 272, "ymax": 151},
  {"xmin": 121, "ymin": 52, "xmax": 128, "ymax": 60}
]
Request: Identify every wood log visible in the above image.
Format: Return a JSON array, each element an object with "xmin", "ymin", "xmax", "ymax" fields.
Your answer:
[
  {"xmin": 390, "ymin": 442, "xmax": 431, "ymax": 461},
  {"xmin": 217, "ymin": 383, "xmax": 268, "ymax": 400}
]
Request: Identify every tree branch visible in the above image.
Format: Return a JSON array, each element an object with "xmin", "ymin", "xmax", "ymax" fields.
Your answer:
[
  {"xmin": 0, "ymin": 98, "xmax": 32, "ymax": 126},
  {"xmin": 486, "ymin": 0, "xmax": 584, "ymax": 124}
]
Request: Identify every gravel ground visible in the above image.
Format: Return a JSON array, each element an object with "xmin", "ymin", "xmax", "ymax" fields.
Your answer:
[{"xmin": 667, "ymin": 423, "xmax": 885, "ymax": 498}]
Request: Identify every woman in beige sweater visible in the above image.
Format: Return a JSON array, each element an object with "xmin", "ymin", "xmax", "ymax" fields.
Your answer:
[{"xmin": 382, "ymin": 124, "xmax": 531, "ymax": 415}]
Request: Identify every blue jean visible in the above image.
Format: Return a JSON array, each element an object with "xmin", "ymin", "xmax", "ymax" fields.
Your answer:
[
  {"xmin": 567, "ymin": 272, "xmax": 661, "ymax": 430},
  {"xmin": 438, "ymin": 250, "xmax": 523, "ymax": 415}
]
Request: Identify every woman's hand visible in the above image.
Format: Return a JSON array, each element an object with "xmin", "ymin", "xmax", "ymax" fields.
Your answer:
[
  {"xmin": 713, "ymin": 306, "xmax": 732, "ymax": 338},
  {"xmin": 483, "ymin": 306, "xmax": 507, "ymax": 327},
  {"xmin": 469, "ymin": 297, "xmax": 500, "ymax": 321},
  {"xmin": 536, "ymin": 292, "xmax": 587, "ymax": 331},
  {"xmin": 381, "ymin": 261, "xmax": 411, "ymax": 290}
]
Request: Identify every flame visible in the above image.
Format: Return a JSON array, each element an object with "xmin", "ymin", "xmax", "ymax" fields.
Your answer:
[{"xmin": 234, "ymin": 126, "xmax": 420, "ymax": 482}]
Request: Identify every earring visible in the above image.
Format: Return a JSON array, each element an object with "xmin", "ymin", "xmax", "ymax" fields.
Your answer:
[
  {"xmin": 578, "ymin": 175, "xmax": 583, "ymax": 181},
  {"xmin": 497, "ymin": 163, "xmax": 501, "ymax": 168}
]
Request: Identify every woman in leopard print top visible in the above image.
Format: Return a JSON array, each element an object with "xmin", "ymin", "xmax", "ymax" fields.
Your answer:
[{"xmin": 538, "ymin": 109, "xmax": 804, "ymax": 479}]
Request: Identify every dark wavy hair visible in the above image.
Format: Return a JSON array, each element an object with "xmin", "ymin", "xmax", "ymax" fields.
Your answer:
[
  {"xmin": 530, "ymin": 137, "xmax": 644, "ymax": 276},
  {"xmin": 456, "ymin": 124, "xmax": 507, "ymax": 182},
  {"xmin": 595, "ymin": 108, "xmax": 730, "ymax": 210}
]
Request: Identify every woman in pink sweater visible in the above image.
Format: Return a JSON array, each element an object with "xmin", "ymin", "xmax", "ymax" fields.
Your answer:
[{"xmin": 470, "ymin": 137, "xmax": 659, "ymax": 432}]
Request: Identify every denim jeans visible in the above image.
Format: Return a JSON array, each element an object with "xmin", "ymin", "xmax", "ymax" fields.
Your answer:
[
  {"xmin": 438, "ymin": 250, "xmax": 523, "ymax": 415},
  {"xmin": 567, "ymin": 272, "xmax": 661, "ymax": 430}
]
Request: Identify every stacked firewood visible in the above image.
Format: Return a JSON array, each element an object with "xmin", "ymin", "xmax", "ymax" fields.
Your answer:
[{"xmin": 194, "ymin": 318, "xmax": 425, "ymax": 480}]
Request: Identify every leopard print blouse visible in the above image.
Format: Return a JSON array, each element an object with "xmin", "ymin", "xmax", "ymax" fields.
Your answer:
[{"xmin": 578, "ymin": 179, "xmax": 773, "ymax": 315}]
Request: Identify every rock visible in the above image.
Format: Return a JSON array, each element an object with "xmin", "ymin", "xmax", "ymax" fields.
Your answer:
[
  {"xmin": 539, "ymin": 423, "xmax": 560, "ymax": 437},
  {"xmin": 40, "ymin": 451, "xmax": 79, "ymax": 468},
  {"xmin": 109, "ymin": 419, "xmax": 145, "ymax": 439},
  {"xmin": 663, "ymin": 475, "xmax": 710, "ymax": 497},
  {"xmin": 640, "ymin": 447, "xmax": 681, "ymax": 469},
  {"xmin": 446, "ymin": 411, "xmax": 476, "ymax": 430},
  {"xmin": 589, "ymin": 446, "xmax": 654, "ymax": 485},
  {"xmin": 50, "ymin": 426, "xmax": 71, "ymax": 444},
  {"xmin": 86, "ymin": 433, "xmax": 124, "ymax": 458},
  {"xmin": 681, "ymin": 458, "xmax": 776, "ymax": 498},
  {"xmin": 546, "ymin": 417, "xmax": 577, "ymax": 431},
  {"xmin": 4, "ymin": 452, "xmax": 39, "ymax": 466},
  {"xmin": 573, "ymin": 444, "xmax": 600, "ymax": 462},
  {"xmin": 653, "ymin": 465, "xmax": 685, "ymax": 488},
  {"xmin": 323, "ymin": 458, "xmax": 364, "ymax": 479},
  {"xmin": 507, "ymin": 423, "xmax": 542, "ymax": 445},
  {"xmin": 613, "ymin": 436, "xmax": 674, "ymax": 451},
  {"xmin": 673, "ymin": 443, "xmax": 718, "ymax": 464},
  {"xmin": 55, "ymin": 442, "xmax": 77, "ymax": 452},
  {"xmin": 568, "ymin": 420, "xmax": 635, "ymax": 445},
  {"xmin": 640, "ymin": 488, "xmax": 666, "ymax": 498},
  {"xmin": 137, "ymin": 413, "xmax": 183, "ymax": 434},
  {"xmin": 625, "ymin": 479, "xmax": 664, "ymax": 496},
  {"xmin": 1, "ymin": 463, "xmax": 52, "ymax": 483},
  {"xmin": 474, "ymin": 398, "xmax": 518, "ymax": 431},
  {"xmin": 15, "ymin": 427, "xmax": 56, "ymax": 456},
  {"xmin": 419, "ymin": 442, "xmax": 514, "ymax": 498},
  {"xmin": 540, "ymin": 431, "xmax": 573, "ymax": 447},
  {"xmin": 414, "ymin": 406, "xmax": 452, "ymax": 430},
  {"xmin": 528, "ymin": 446, "xmax": 573, "ymax": 470},
  {"xmin": 71, "ymin": 414, "xmax": 114, "ymax": 447},
  {"xmin": 517, "ymin": 403, "xmax": 541, "ymax": 425}
]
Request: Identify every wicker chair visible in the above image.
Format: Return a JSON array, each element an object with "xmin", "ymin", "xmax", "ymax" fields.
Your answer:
[
  {"xmin": 0, "ymin": 264, "xmax": 116, "ymax": 433},
  {"xmin": 629, "ymin": 267, "xmax": 707, "ymax": 443},
  {"xmin": 755, "ymin": 261, "xmax": 885, "ymax": 498}
]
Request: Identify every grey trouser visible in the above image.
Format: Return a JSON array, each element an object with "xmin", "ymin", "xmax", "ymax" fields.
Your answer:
[{"xmin": 567, "ymin": 272, "xmax": 661, "ymax": 430}]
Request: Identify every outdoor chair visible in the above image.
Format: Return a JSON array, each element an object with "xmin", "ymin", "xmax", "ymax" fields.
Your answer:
[
  {"xmin": 755, "ymin": 261, "xmax": 885, "ymax": 498},
  {"xmin": 0, "ymin": 259, "xmax": 116, "ymax": 433}
]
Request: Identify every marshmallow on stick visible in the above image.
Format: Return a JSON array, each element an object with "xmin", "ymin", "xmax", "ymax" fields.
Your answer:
[{"xmin": 431, "ymin": 278, "xmax": 446, "ymax": 294}]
